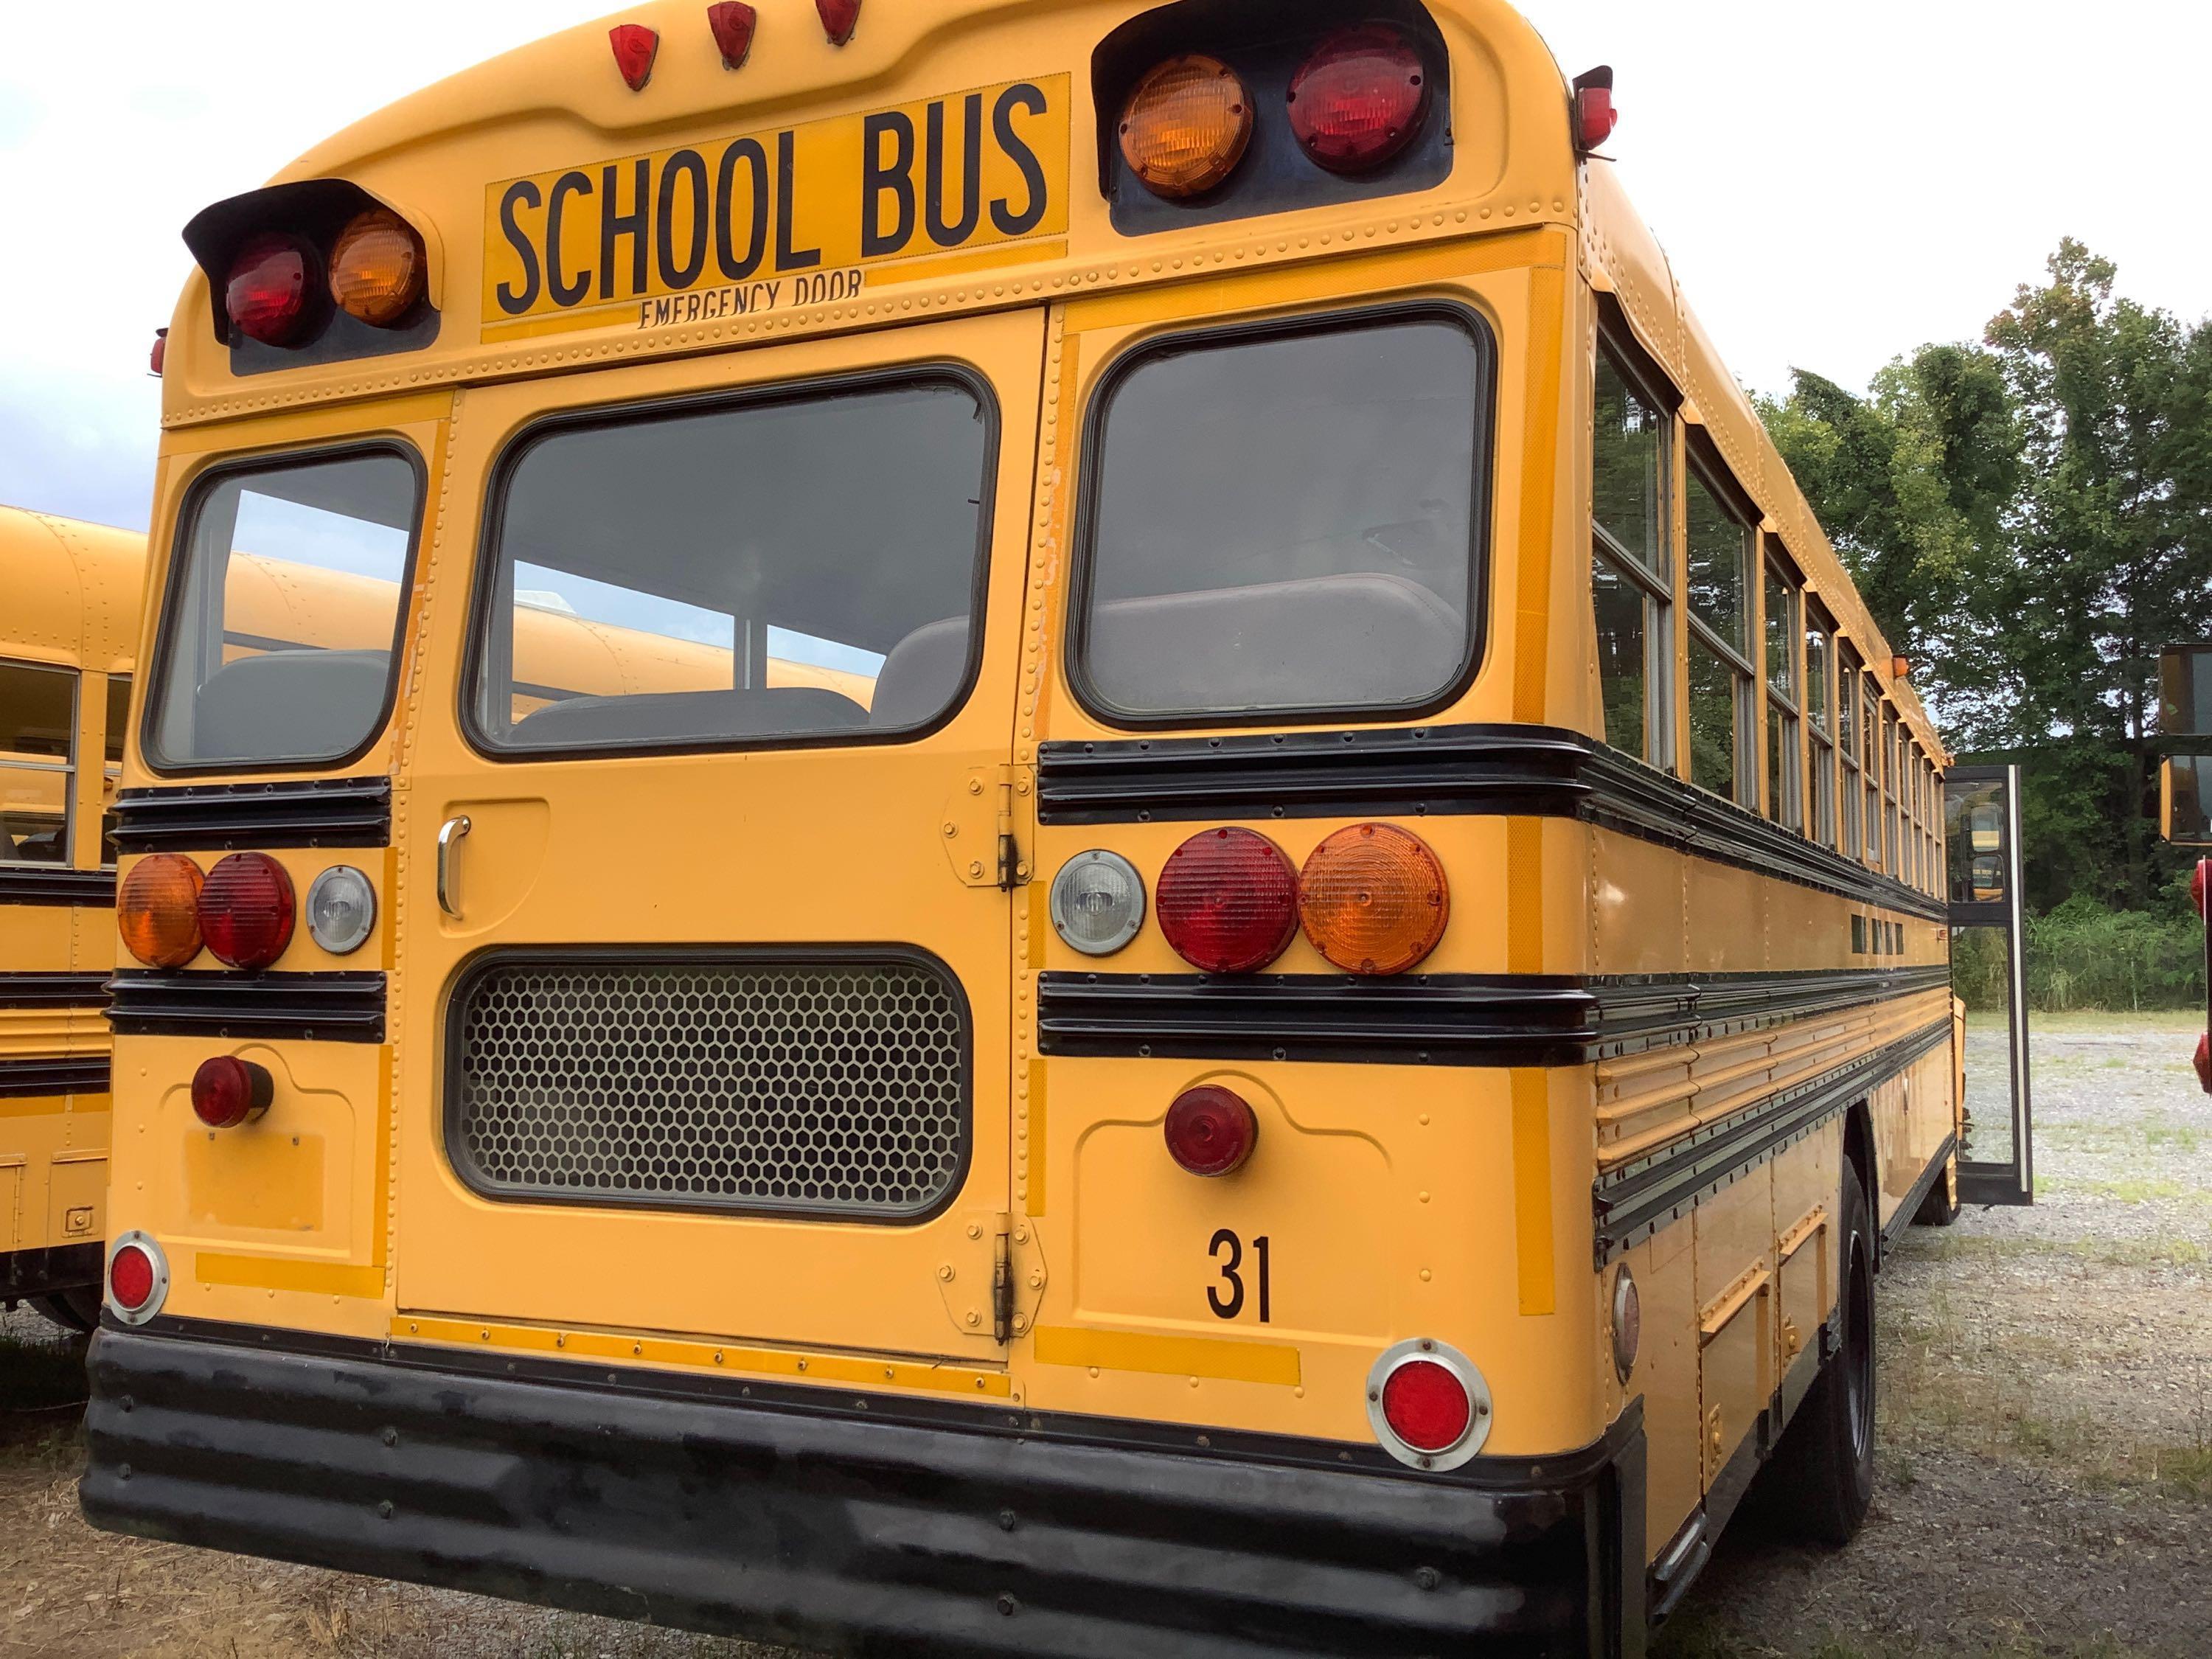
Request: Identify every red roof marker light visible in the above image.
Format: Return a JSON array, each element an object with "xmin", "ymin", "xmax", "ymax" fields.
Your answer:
[
  {"xmin": 817, "ymin": 0, "xmax": 860, "ymax": 46},
  {"xmin": 1573, "ymin": 66, "xmax": 1618, "ymax": 153},
  {"xmin": 610, "ymin": 23, "xmax": 660, "ymax": 91},
  {"xmin": 708, "ymin": 2, "xmax": 758, "ymax": 69}
]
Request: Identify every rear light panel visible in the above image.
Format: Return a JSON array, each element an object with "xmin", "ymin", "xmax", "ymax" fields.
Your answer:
[
  {"xmin": 1095, "ymin": 2, "xmax": 1452, "ymax": 235},
  {"xmin": 184, "ymin": 180, "xmax": 439, "ymax": 372}
]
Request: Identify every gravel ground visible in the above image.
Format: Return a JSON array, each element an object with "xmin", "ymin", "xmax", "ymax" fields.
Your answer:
[{"xmin": 4, "ymin": 1012, "xmax": 2207, "ymax": 1659}]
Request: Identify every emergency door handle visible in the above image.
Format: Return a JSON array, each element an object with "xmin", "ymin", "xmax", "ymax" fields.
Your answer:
[{"xmin": 437, "ymin": 816, "xmax": 473, "ymax": 918}]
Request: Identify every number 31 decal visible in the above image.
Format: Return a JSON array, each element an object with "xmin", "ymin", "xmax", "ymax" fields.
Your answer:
[{"xmin": 1208, "ymin": 1229, "xmax": 1271, "ymax": 1324}]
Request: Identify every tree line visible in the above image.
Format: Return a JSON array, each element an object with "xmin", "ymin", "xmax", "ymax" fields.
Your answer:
[{"xmin": 1758, "ymin": 242, "xmax": 2212, "ymax": 1007}]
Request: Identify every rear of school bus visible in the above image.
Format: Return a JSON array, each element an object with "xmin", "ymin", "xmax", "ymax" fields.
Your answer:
[
  {"xmin": 75, "ymin": 2, "xmax": 1898, "ymax": 1654},
  {"xmin": 1, "ymin": 509, "xmax": 139, "ymax": 1327}
]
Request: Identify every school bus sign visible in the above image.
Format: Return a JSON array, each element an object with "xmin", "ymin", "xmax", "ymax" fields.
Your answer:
[{"xmin": 481, "ymin": 74, "xmax": 1071, "ymax": 341}]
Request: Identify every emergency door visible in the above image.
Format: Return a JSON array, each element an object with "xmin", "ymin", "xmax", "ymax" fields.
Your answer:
[{"xmin": 1944, "ymin": 765, "xmax": 2034, "ymax": 1206}]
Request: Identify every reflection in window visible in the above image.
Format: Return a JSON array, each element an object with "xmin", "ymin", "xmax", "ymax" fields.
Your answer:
[
  {"xmin": 1082, "ymin": 316, "xmax": 1484, "ymax": 720},
  {"xmin": 1764, "ymin": 561, "xmax": 1800, "ymax": 830},
  {"xmin": 1838, "ymin": 649, "xmax": 1863, "ymax": 857},
  {"xmin": 1593, "ymin": 354, "xmax": 1665, "ymax": 571},
  {"xmin": 100, "ymin": 673, "xmax": 130, "ymax": 866},
  {"xmin": 475, "ymin": 378, "xmax": 992, "ymax": 751},
  {"xmin": 147, "ymin": 453, "xmax": 419, "ymax": 769},
  {"xmin": 0, "ymin": 661, "xmax": 74, "ymax": 866},
  {"xmin": 1593, "ymin": 554, "xmax": 1649, "ymax": 758},
  {"xmin": 1863, "ymin": 682, "xmax": 1882, "ymax": 863},
  {"xmin": 1686, "ymin": 473, "xmax": 1747, "ymax": 650},
  {"xmin": 1806, "ymin": 611, "xmax": 1836, "ymax": 847},
  {"xmin": 1688, "ymin": 640, "xmax": 1739, "ymax": 800},
  {"xmin": 1947, "ymin": 779, "xmax": 2008, "ymax": 903}
]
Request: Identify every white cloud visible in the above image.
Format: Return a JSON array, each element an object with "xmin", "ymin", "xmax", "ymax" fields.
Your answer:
[{"xmin": 0, "ymin": 0, "xmax": 2196, "ymax": 528}]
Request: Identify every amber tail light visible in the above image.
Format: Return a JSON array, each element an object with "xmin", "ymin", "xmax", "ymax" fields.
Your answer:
[
  {"xmin": 119, "ymin": 854, "xmax": 206, "ymax": 970},
  {"xmin": 1298, "ymin": 823, "xmax": 1450, "ymax": 976},
  {"xmin": 1119, "ymin": 54, "xmax": 1254, "ymax": 199},
  {"xmin": 329, "ymin": 209, "xmax": 426, "ymax": 326}
]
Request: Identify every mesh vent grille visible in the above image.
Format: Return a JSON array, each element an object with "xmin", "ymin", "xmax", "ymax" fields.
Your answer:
[{"xmin": 450, "ymin": 956, "xmax": 968, "ymax": 1219}]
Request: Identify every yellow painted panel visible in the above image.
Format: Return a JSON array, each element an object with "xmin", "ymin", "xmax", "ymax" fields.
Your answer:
[
  {"xmin": 184, "ymin": 1130, "xmax": 326, "ymax": 1234},
  {"xmin": 45, "ymin": 1154, "xmax": 105, "ymax": 1246},
  {"xmin": 198, "ymin": 1252, "xmax": 386, "ymax": 1300},
  {"xmin": 481, "ymin": 75, "xmax": 1072, "ymax": 336},
  {"xmin": 0, "ymin": 1164, "xmax": 19, "ymax": 1252},
  {"xmin": 1033, "ymin": 1325, "xmax": 1301, "ymax": 1388}
]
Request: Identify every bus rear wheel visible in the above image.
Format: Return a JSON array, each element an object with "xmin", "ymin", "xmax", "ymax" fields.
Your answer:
[
  {"xmin": 1764, "ymin": 1165, "xmax": 1877, "ymax": 1547},
  {"xmin": 32, "ymin": 1287, "xmax": 102, "ymax": 1334},
  {"xmin": 1913, "ymin": 1156, "xmax": 1961, "ymax": 1228}
]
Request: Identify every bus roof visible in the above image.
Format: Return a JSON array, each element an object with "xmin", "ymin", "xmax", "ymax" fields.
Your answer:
[{"xmin": 0, "ymin": 505, "xmax": 145, "ymax": 676}]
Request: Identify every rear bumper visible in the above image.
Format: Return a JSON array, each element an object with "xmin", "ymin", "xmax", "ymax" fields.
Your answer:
[
  {"xmin": 1, "ymin": 1241, "xmax": 102, "ymax": 1301},
  {"xmin": 83, "ymin": 1321, "xmax": 1644, "ymax": 1658}
]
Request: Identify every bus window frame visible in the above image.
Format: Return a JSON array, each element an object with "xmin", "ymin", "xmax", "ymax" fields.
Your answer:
[
  {"xmin": 1761, "ymin": 546, "xmax": 1803, "ymax": 832},
  {"xmin": 0, "ymin": 656, "xmax": 78, "ymax": 868},
  {"xmin": 1063, "ymin": 299, "xmax": 1498, "ymax": 734},
  {"xmin": 1590, "ymin": 326, "xmax": 1676, "ymax": 771},
  {"xmin": 1804, "ymin": 602, "xmax": 1837, "ymax": 849},
  {"xmin": 1681, "ymin": 442, "xmax": 1759, "ymax": 807},
  {"xmin": 140, "ymin": 439, "xmax": 429, "ymax": 779},
  {"xmin": 458, "ymin": 363, "xmax": 1003, "ymax": 765}
]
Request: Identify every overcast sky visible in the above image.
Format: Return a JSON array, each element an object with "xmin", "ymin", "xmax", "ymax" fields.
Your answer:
[{"xmin": 0, "ymin": 0, "xmax": 2198, "ymax": 533}]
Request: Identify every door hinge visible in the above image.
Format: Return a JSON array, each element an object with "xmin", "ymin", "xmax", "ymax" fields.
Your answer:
[
  {"xmin": 992, "ymin": 1229, "xmax": 1014, "ymax": 1344},
  {"xmin": 942, "ymin": 766, "xmax": 1026, "ymax": 891}
]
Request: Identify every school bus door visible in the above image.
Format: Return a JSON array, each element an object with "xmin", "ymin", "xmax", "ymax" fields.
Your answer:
[{"xmin": 1944, "ymin": 765, "xmax": 2034, "ymax": 1206}]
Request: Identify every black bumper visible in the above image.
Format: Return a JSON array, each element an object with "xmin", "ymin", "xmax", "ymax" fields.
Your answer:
[
  {"xmin": 1, "ymin": 1241, "xmax": 102, "ymax": 1300},
  {"xmin": 83, "ymin": 1322, "xmax": 1644, "ymax": 1658}
]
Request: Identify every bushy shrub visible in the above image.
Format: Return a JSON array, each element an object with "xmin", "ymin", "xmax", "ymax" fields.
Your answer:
[{"xmin": 1955, "ymin": 895, "xmax": 2205, "ymax": 1012}]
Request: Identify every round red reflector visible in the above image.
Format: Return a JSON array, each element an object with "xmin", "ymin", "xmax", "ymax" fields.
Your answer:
[
  {"xmin": 200, "ymin": 852, "xmax": 296, "ymax": 971},
  {"xmin": 1164, "ymin": 1085, "xmax": 1259, "ymax": 1178},
  {"xmin": 192, "ymin": 1056, "xmax": 274, "ymax": 1130},
  {"xmin": 225, "ymin": 233, "xmax": 318, "ymax": 347},
  {"xmin": 1156, "ymin": 829, "xmax": 1298, "ymax": 975},
  {"xmin": 1287, "ymin": 25, "xmax": 1431, "ymax": 174},
  {"xmin": 109, "ymin": 1243, "xmax": 156, "ymax": 1313},
  {"xmin": 1380, "ymin": 1358, "xmax": 1472, "ymax": 1454}
]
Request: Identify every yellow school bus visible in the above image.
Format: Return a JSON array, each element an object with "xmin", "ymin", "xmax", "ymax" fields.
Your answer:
[
  {"xmin": 0, "ymin": 506, "xmax": 141, "ymax": 1329},
  {"xmin": 84, "ymin": 3, "xmax": 2034, "ymax": 1652}
]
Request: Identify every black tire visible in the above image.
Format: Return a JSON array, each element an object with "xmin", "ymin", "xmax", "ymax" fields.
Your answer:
[
  {"xmin": 30, "ymin": 1287, "xmax": 101, "ymax": 1333},
  {"xmin": 1764, "ymin": 1164, "xmax": 1877, "ymax": 1547},
  {"xmin": 1913, "ymin": 1155, "xmax": 1961, "ymax": 1228}
]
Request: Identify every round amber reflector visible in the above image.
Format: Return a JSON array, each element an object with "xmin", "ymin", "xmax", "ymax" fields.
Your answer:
[
  {"xmin": 1119, "ymin": 54, "xmax": 1254, "ymax": 199},
  {"xmin": 1156, "ymin": 827, "xmax": 1299, "ymax": 975},
  {"xmin": 1380, "ymin": 1357, "xmax": 1473, "ymax": 1454},
  {"xmin": 1287, "ymin": 24, "xmax": 1431, "ymax": 174},
  {"xmin": 118, "ymin": 854, "xmax": 205, "ymax": 969},
  {"xmin": 200, "ymin": 852, "xmax": 297, "ymax": 973},
  {"xmin": 1164, "ymin": 1085, "xmax": 1259, "ymax": 1178},
  {"xmin": 109, "ymin": 1242, "xmax": 157, "ymax": 1312},
  {"xmin": 329, "ymin": 209, "xmax": 426, "ymax": 327},
  {"xmin": 1298, "ymin": 823, "xmax": 1449, "ymax": 976}
]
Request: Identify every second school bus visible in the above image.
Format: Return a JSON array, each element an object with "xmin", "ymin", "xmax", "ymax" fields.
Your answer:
[{"xmin": 84, "ymin": 2, "xmax": 2036, "ymax": 1652}]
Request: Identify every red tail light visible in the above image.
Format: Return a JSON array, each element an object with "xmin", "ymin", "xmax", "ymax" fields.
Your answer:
[
  {"xmin": 192, "ymin": 1057, "xmax": 275, "ymax": 1130},
  {"xmin": 225, "ymin": 233, "xmax": 317, "ymax": 346},
  {"xmin": 200, "ymin": 853, "xmax": 296, "ymax": 972},
  {"xmin": 1164, "ymin": 1086, "xmax": 1259, "ymax": 1177},
  {"xmin": 1380, "ymin": 1358, "xmax": 1472, "ymax": 1453},
  {"xmin": 109, "ymin": 1241, "xmax": 158, "ymax": 1313},
  {"xmin": 1287, "ymin": 26, "xmax": 1430, "ymax": 174},
  {"xmin": 817, "ymin": 0, "xmax": 861, "ymax": 45},
  {"xmin": 1156, "ymin": 828, "xmax": 1298, "ymax": 975},
  {"xmin": 609, "ymin": 23, "xmax": 659, "ymax": 90},
  {"xmin": 1573, "ymin": 66, "xmax": 1618, "ymax": 153},
  {"xmin": 708, "ymin": 1, "xmax": 758, "ymax": 69},
  {"xmin": 150, "ymin": 328, "xmax": 168, "ymax": 377}
]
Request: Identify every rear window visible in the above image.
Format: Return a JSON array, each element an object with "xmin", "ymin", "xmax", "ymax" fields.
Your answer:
[
  {"xmin": 1074, "ymin": 311, "xmax": 1490, "ymax": 723},
  {"xmin": 467, "ymin": 375, "xmax": 994, "ymax": 755},
  {"xmin": 145, "ymin": 451, "xmax": 421, "ymax": 771}
]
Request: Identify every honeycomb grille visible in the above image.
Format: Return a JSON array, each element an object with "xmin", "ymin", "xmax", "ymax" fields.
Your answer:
[{"xmin": 449, "ymin": 956, "xmax": 969, "ymax": 1219}]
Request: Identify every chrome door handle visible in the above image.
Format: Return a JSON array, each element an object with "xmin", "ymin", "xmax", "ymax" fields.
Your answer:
[{"xmin": 437, "ymin": 815, "xmax": 473, "ymax": 917}]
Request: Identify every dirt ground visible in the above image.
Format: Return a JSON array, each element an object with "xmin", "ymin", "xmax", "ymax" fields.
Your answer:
[{"xmin": 4, "ymin": 1013, "xmax": 2209, "ymax": 1659}]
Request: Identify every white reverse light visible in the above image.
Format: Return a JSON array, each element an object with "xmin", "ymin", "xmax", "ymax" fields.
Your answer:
[
  {"xmin": 305, "ymin": 866, "xmax": 377, "ymax": 956},
  {"xmin": 1049, "ymin": 851, "xmax": 1147, "ymax": 957}
]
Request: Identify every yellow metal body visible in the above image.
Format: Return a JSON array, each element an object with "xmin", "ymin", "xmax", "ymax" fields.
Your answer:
[
  {"xmin": 107, "ymin": 0, "xmax": 1966, "ymax": 1604},
  {"xmin": 0, "ymin": 507, "xmax": 142, "ymax": 1301}
]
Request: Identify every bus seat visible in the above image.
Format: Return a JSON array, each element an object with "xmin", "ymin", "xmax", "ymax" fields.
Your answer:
[
  {"xmin": 192, "ymin": 650, "xmax": 392, "ymax": 762},
  {"xmin": 871, "ymin": 618, "xmax": 970, "ymax": 728},
  {"xmin": 513, "ymin": 686, "xmax": 870, "ymax": 746},
  {"xmin": 1085, "ymin": 573, "xmax": 1465, "ymax": 711}
]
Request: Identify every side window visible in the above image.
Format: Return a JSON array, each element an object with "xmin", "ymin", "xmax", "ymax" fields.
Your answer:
[
  {"xmin": 1763, "ymin": 553, "xmax": 1801, "ymax": 830},
  {"xmin": 1805, "ymin": 608, "xmax": 1836, "ymax": 848},
  {"xmin": 1079, "ymin": 313, "xmax": 1489, "ymax": 723},
  {"xmin": 1837, "ymin": 644, "xmax": 1862, "ymax": 857},
  {"xmin": 1590, "ymin": 343, "xmax": 1672, "ymax": 766},
  {"xmin": 0, "ymin": 661, "xmax": 75, "ymax": 867},
  {"xmin": 145, "ymin": 451, "xmax": 421, "ymax": 771},
  {"xmin": 1860, "ymin": 678, "xmax": 1882, "ymax": 865},
  {"xmin": 1684, "ymin": 461, "xmax": 1754, "ymax": 805},
  {"xmin": 100, "ymin": 673, "xmax": 130, "ymax": 866},
  {"xmin": 1880, "ymin": 705, "xmax": 1901, "ymax": 874}
]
